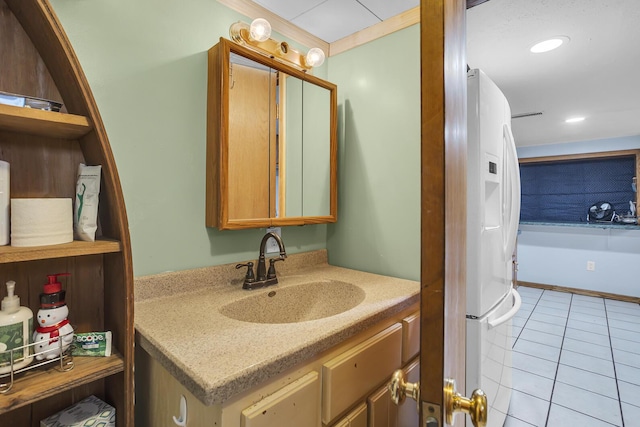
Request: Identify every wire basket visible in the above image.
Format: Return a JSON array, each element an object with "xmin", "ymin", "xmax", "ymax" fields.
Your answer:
[{"xmin": 0, "ymin": 330, "xmax": 75, "ymax": 393}]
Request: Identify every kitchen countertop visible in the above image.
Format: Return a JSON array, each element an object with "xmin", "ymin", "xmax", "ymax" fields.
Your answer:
[
  {"xmin": 520, "ymin": 220, "xmax": 639, "ymax": 230},
  {"xmin": 134, "ymin": 250, "xmax": 420, "ymax": 406}
]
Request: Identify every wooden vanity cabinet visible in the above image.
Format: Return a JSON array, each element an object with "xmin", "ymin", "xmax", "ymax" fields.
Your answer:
[
  {"xmin": 135, "ymin": 347, "xmax": 223, "ymax": 427},
  {"xmin": 0, "ymin": 1, "xmax": 134, "ymax": 425},
  {"xmin": 333, "ymin": 403, "xmax": 367, "ymax": 427},
  {"xmin": 402, "ymin": 311, "xmax": 420, "ymax": 363},
  {"xmin": 240, "ymin": 371, "xmax": 321, "ymax": 427},
  {"xmin": 136, "ymin": 307, "xmax": 419, "ymax": 427},
  {"xmin": 367, "ymin": 382, "xmax": 399, "ymax": 427},
  {"xmin": 396, "ymin": 359, "xmax": 420, "ymax": 427},
  {"xmin": 321, "ymin": 323, "xmax": 402, "ymax": 424},
  {"xmin": 366, "ymin": 358, "xmax": 420, "ymax": 427}
]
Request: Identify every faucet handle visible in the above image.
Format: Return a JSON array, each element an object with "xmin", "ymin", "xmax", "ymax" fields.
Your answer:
[
  {"xmin": 235, "ymin": 262, "xmax": 255, "ymax": 283},
  {"xmin": 267, "ymin": 257, "xmax": 284, "ymax": 279}
]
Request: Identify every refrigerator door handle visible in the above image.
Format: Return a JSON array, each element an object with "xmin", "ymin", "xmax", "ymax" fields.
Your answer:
[
  {"xmin": 488, "ymin": 288, "xmax": 521, "ymax": 329},
  {"xmin": 503, "ymin": 124, "xmax": 521, "ymax": 260}
]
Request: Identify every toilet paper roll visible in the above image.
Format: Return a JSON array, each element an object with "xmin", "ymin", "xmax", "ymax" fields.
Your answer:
[
  {"xmin": 11, "ymin": 198, "xmax": 73, "ymax": 247},
  {"xmin": 0, "ymin": 161, "xmax": 8, "ymax": 245}
]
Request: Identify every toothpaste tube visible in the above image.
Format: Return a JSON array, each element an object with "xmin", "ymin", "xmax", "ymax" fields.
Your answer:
[{"xmin": 72, "ymin": 331, "xmax": 112, "ymax": 357}]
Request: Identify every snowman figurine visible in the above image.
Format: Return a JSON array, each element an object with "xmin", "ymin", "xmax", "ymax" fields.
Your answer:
[{"xmin": 33, "ymin": 274, "xmax": 74, "ymax": 361}]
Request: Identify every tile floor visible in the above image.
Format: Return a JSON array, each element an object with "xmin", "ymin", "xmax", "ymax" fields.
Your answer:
[{"xmin": 505, "ymin": 286, "xmax": 640, "ymax": 427}]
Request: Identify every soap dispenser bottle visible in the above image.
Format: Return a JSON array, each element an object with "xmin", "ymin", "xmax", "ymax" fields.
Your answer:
[
  {"xmin": 0, "ymin": 280, "xmax": 34, "ymax": 374},
  {"xmin": 33, "ymin": 273, "xmax": 74, "ymax": 361}
]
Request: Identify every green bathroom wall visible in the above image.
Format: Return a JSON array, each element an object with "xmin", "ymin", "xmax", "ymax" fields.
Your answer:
[
  {"xmin": 49, "ymin": 0, "xmax": 328, "ymax": 277},
  {"xmin": 50, "ymin": 0, "xmax": 420, "ymax": 281},
  {"xmin": 326, "ymin": 27, "xmax": 421, "ymax": 281}
]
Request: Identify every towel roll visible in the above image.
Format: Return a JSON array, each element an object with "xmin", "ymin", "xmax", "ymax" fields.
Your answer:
[{"xmin": 11, "ymin": 198, "xmax": 73, "ymax": 247}]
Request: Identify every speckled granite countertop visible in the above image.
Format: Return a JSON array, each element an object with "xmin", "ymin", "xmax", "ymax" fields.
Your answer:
[{"xmin": 134, "ymin": 250, "xmax": 420, "ymax": 406}]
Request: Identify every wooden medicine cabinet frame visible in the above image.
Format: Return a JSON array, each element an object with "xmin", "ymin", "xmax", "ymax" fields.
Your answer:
[{"xmin": 206, "ymin": 38, "xmax": 338, "ymax": 230}]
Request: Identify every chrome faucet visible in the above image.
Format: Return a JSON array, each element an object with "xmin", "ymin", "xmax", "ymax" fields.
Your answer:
[{"xmin": 235, "ymin": 232, "xmax": 287, "ymax": 290}]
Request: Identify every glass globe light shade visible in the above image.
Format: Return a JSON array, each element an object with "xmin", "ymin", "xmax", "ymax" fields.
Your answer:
[
  {"xmin": 249, "ymin": 18, "xmax": 271, "ymax": 42},
  {"xmin": 305, "ymin": 47, "xmax": 325, "ymax": 67}
]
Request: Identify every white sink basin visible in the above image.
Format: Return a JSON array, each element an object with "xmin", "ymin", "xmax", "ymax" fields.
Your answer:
[{"xmin": 219, "ymin": 280, "xmax": 365, "ymax": 324}]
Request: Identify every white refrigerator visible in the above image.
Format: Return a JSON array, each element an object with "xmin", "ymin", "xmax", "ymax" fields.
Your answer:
[{"xmin": 466, "ymin": 69, "xmax": 522, "ymax": 427}]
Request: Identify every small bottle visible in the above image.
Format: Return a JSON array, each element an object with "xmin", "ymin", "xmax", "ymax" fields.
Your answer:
[{"xmin": 0, "ymin": 280, "xmax": 34, "ymax": 374}]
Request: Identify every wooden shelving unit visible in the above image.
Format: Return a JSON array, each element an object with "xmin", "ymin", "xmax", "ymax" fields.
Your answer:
[
  {"xmin": 0, "ymin": 0, "xmax": 134, "ymax": 425},
  {"xmin": 0, "ymin": 353, "xmax": 124, "ymax": 414},
  {"xmin": 0, "ymin": 103, "xmax": 92, "ymax": 138},
  {"xmin": 0, "ymin": 239, "xmax": 122, "ymax": 264}
]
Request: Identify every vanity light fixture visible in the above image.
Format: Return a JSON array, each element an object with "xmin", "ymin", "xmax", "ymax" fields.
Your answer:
[
  {"xmin": 305, "ymin": 47, "xmax": 326, "ymax": 68},
  {"xmin": 529, "ymin": 36, "xmax": 570, "ymax": 53},
  {"xmin": 229, "ymin": 18, "xmax": 325, "ymax": 71},
  {"xmin": 248, "ymin": 18, "xmax": 271, "ymax": 42}
]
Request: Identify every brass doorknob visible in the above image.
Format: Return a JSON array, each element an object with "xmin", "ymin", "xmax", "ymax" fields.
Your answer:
[
  {"xmin": 389, "ymin": 369, "xmax": 420, "ymax": 409},
  {"xmin": 444, "ymin": 378, "xmax": 487, "ymax": 427}
]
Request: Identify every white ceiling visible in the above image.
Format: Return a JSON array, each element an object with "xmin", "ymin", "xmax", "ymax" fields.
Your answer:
[
  {"xmin": 252, "ymin": 0, "xmax": 640, "ymax": 147},
  {"xmin": 251, "ymin": 0, "xmax": 419, "ymax": 42}
]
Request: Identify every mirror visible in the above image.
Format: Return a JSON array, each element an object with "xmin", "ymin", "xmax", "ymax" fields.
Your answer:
[{"xmin": 206, "ymin": 38, "xmax": 337, "ymax": 230}]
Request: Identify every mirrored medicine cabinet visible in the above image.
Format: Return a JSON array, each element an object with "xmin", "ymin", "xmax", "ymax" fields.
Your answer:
[{"xmin": 206, "ymin": 37, "xmax": 338, "ymax": 230}]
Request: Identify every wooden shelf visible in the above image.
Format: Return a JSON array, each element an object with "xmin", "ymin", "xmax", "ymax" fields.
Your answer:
[
  {"xmin": 0, "ymin": 352, "xmax": 124, "ymax": 414},
  {"xmin": 0, "ymin": 103, "xmax": 91, "ymax": 139},
  {"xmin": 0, "ymin": 239, "xmax": 122, "ymax": 264},
  {"xmin": 0, "ymin": 1, "xmax": 134, "ymax": 423}
]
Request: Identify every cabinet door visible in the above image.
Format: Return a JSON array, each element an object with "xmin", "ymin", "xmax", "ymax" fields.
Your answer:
[
  {"xmin": 368, "ymin": 383, "xmax": 398, "ymax": 427},
  {"xmin": 333, "ymin": 403, "xmax": 367, "ymax": 427},
  {"xmin": 322, "ymin": 323, "xmax": 402, "ymax": 424},
  {"xmin": 241, "ymin": 371, "xmax": 320, "ymax": 427},
  {"xmin": 367, "ymin": 359, "xmax": 419, "ymax": 427},
  {"xmin": 135, "ymin": 348, "xmax": 219, "ymax": 427},
  {"xmin": 397, "ymin": 359, "xmax": 420, "ymax": 427},
  {"xmin": 227, "ymin": 62, "xmax": 276, "ymax": 220}
]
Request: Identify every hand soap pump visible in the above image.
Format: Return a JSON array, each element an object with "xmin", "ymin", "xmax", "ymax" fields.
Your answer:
[
  {"xmin": 0, "ymin": 280, "xmax": 34, "ymax": 374},
  {"xmin": 33, "ymin": 273, "xmax": 74, "ymax": 361}
]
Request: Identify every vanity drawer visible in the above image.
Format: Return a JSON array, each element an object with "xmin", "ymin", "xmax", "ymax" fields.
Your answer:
[
  {"xmin": 402, "ymin": 311, "xmax": 420, "ymax": 363},
  {"xmin": 321, "ymin": 323, "xmax": 402, "ymax": 424},
  {"xmin": 241, "ymin": 371, "xmax": 320, "ymax": 427}
]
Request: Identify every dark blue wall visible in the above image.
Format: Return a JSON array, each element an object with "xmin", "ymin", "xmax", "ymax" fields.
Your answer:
[{"xmin": 520, "ymin": 156, "xmax": 636, "ymax": 222}]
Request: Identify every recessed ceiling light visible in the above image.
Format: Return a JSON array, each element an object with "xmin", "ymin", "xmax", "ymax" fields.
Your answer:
[
  {"xmin": 530, "ymin": 36, "xmax": 570, "ymax": 53},
  {"xmin": 565, "ymin": 117, "xmax": 585, "ymax": 123}
]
